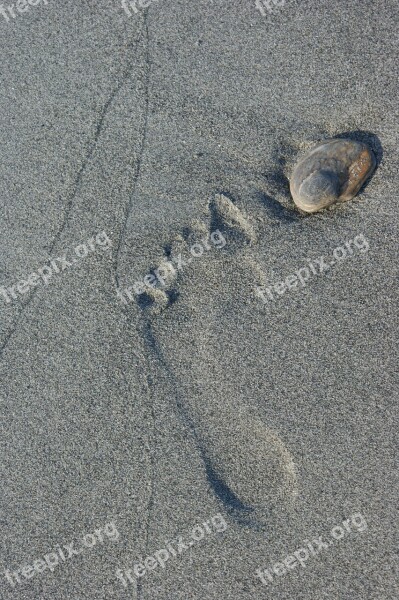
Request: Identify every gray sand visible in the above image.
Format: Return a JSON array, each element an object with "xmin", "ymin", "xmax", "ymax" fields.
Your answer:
[{"xmin": 1, "ymin": 0, "xmax": 398, "ymax": 599}]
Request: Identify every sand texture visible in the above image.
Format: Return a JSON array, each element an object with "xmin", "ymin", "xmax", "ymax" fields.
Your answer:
[{"xmin": 0, "ymin": 1, "xmax": 398, "ymax": 599}]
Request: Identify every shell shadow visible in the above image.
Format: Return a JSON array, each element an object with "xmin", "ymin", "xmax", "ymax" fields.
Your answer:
[
  {"xmin": 258, "ymin": 143, "xmax": 306, "ymax": 222},
  {"xmin": 254, "ymin": 168, "xmax": 301, "ymax": 223},
  {"xmin": 257, "ymin": 190, "xmax": 300, "ymax": 223}
]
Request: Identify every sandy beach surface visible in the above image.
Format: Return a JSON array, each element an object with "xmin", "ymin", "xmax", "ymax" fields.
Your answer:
[{"xmin": 1, "ymin": 1, "xmax": 398, "ymax": 599}]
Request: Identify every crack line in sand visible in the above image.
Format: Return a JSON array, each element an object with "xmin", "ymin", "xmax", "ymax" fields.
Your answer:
[
  {"xmin": 114, "ymin": 18, "xmax": 151, "ymax": 289},
  {"xmin": 117, "ymin": 307, "xmax": 158, "ymax": 600},
  {"xmin": 49, "ymin": 35, "xmax": 144, "ymax": 255},
  {"xmin": 109, "ymin": 17, "xmax": 154, "ymax": 600},
  {"xmin": 0, "ymin": 30, "xmax": 144, "ymax": 361},
  {"xmin": 133, "ymin": 24, "xmax": 157, "ymax": 599}
]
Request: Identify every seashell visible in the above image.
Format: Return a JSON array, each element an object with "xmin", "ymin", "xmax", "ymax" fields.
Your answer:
[{"xmin": 290, "ymin": 138, "xmax": 376, "ymax": 213}]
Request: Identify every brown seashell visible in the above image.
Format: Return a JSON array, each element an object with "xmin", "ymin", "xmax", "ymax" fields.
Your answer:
[{"xmin": 290, "ymin": 138, "xmax": 376, "ymax": 213}]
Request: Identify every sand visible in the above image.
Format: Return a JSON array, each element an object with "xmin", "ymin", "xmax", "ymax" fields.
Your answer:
[{"xmin": 0, "ymin": 0, "xmax": 398, "ymax": 599}]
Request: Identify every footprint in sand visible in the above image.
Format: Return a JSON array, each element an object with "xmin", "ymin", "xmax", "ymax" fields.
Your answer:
[{"xmin": 128, "ymin": 193, "xmax": 298, "ymax": 526}]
